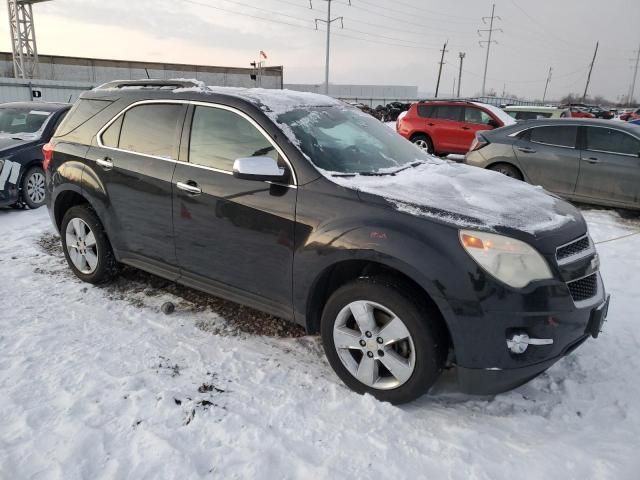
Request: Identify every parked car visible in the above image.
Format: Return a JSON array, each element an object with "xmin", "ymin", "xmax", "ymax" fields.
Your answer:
[
  {"xmin": 0, "ymin": 102, "xmax": 69, "ymax": 208},
  {"xmin": 504, "ymin": 105, "xmax": 570, "ymax": 120},
  {"xmin": 46, "ymin": 80, "xmax": 609, "ymax": 404},
  {"xmin": 465, "ymin": 119, "xmax": 640, "ymax": 210},
  {"xmin": 629, "ymin": 118, "xmax": 640, "ymax": 126},
  {"xmin": 568, "ymin": 106, "xmax": 595, "ymax": 118},
  {"xmin": 627, "ymin": 108, "xmax": 640, "ymax": 122},
  {"xmin": 619, "ymin": 108, "xmax": 638, "ymax": 121},
  {"xmin": 585, "ymin": 106, "xmax": 614, "ymax": 119},
  {"xmin": 396, "ymin": 100, "xmax": 516, "ymax": 155}
]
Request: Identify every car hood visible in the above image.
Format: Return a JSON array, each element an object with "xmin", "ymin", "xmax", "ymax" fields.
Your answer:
[
  {"xmin": 0, "ymin": 136, "xmax": 39, "ymax": 155},
  {"xmin": 323, "ymin": 161, "xmax": 582, "ymax": 236}
]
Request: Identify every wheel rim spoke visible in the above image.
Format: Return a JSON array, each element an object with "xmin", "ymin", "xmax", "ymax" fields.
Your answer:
[
  {"xmin": 65, "ymin": 232, "xmax": 78, "ymax": 250},
  {"xmin": 349, "ymin": 301, "xmax": 377, "ymax": 333},
  {"xmin": 84, "ymin": 250, "xmax": 98, "ymax": 270},
  {"xmin": 378, "ymin": 316, "xmax": 411, "ymax": 345},
  {"xmin": 84, "ymin": 231, "xmax": 96, "ymax": 247},
  {"xmin": 333, "ymin": 326, "xmax": 361, "ymax": 350},
  {"xmin": 65, "ymin": 217, "xmax": 99, "ymax": 274},
  {"xmin": 379, "ymin": 349, "xmax": 413, "ymax": 384},
  {"xmin": 356, "ymin": 355, "xmax": 378, "ymax": 386}
]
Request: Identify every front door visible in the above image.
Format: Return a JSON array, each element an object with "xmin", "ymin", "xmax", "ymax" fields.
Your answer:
[
  {"xmin": 575, "ymin": 126, "xmax": 640, "ymax": 206},
  {"xmin": 172, "ymin": 104, "xmax": 296, "ymax": 318},
  {"xmin": 512, "ymin": 125, "xmax": 580, "ymax": 195},
  {"xmin": 90, "ymin": 102, "xmax": 187, "ymax": 272}
]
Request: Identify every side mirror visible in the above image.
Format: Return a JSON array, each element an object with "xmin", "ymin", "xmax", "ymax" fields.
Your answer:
[
  {"xmin": 487, "ymin": 119, "xmax": 500, "ymax": 128},
  {"xmin": 232, "ymin": 156, "xmax": 287, "ymax": 182}
]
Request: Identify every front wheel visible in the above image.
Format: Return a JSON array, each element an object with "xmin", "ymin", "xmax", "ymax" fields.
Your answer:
[
  {"xmin": 21, "ymin": 166, "xmax": 46, "ymax": 209},
  {"xmin": 411, "ymin": 134, "xmax": 434, "ymax": 154},
  {"xmin": 321, "ymin": 277, "xmax": 446, "ymax": 404},
  {"xmin": 61, "ymin": 205, "xmax": 120, "ymax": 284}
]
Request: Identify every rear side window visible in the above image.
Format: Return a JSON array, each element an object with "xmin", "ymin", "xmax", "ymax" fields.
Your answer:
[
  {"xmin": 528, "ymin": 126, "xmax": 577, "ymax": 148},
  {"xmin": 513, "ymin": 111, "xmax": 552, "ymax": 120},
  {"xmin": 188, "ymin": 106, "xmax": 278, "ymax": 172},
  {"xmin": 417, "ymin": 105, "xmax": 435, "ymax": 118},
  {"xmin": 117, "ymin": 104, "xmax": 184, "ymax": 159},
  {"xmin": 55, "ymin": 99, "xmax": 112, "ymax": 136},
  {"xmin": 433, "ymin": 106, "xmax": 463, "ymax": 121},
  {"xmin": 586, "ymin": 127, "xmax": 640, "ymax": 156},
  {"xmin": 101, "ymin": 115, "xmax": 123, "ymax": 148}
]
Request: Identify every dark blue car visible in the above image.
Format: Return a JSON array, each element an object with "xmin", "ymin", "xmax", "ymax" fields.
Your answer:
[{"xmin": 0, "ymin": 102, "xmax": 70, "ymax": 209}]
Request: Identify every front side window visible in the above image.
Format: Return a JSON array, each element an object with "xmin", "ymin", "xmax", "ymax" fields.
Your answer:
[
  {"xmin": 528, "ymin": 126, "xmax": 577, "ymax": 148},
  {"xmin": 464, "ymin": 107, "xmax": 492, "ymax": 124},
  {"xmin": 586, "ymin": 127, "xmax": 640, "ymax": 156},
  {"xmin": 188, "ymin": 106, "xmax": 278, "ymax": 171},
  {"xmin": 117, "ymin": 104, "xmax": 184, "ymax": 159}
]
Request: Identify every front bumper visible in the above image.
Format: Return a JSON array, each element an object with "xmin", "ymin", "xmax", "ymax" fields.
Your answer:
[{"xmin": 456, "ymin": 291, "xmax": 610, "ymax": 395}]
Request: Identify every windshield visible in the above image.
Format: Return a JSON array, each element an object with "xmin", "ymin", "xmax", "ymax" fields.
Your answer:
[
  {"xmin": 277, "ymin": 106, "xmax": 434, "ymax": 174},
  {"xmin": 0, "ymin": 107, "xmax": 52, "ymax": 137}
]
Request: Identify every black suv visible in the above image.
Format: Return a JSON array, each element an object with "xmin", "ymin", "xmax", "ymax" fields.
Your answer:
[
  {"xmin": 0, "ymin": 102, "xmax": 69, "ymax": 209},
  {"xmin": 45, "ymin": 80, "xmax": 610, "ymax": 404}
]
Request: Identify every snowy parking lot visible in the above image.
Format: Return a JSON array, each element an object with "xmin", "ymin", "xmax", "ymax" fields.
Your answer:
[{"xmin": 1, "ymin": 206, "xmax": 639, "ymax": 479}]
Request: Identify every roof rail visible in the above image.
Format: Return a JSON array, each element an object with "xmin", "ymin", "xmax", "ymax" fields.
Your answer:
[
  {"xmin": 417, "ymin": 98, "xmax": 477, "ymax": 104},
  {"xmin": 94, "ymin": 79, "xmax": 202, "ymax": 90}
]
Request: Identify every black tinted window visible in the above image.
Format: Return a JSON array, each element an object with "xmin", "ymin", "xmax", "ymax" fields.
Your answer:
[
  {"xmin": 417, "ymin": 105, "xmax": 435, "ymax": 118},
  {"xmin": 56, "ymin": 99, "xmax": 112, "ymax": 136},
  {"xmin": 586, "ymin": 127, "xmax": 640, "ymax": 156},
  {"xmin": 515, "ymin": 111, "xmax": 552, "ymax": 120},
  {"xmin": 119, "ymin": 104, "xmax": 183, "ymax": 159},
  {"xmin": 464, "ymin": 107, "xmax": 492, "ymax": 124},
  {"xmin": 529, "ymin": 126, "xmax": 577, "ymax": 148},
  {"xmin": 101, "ymin": 115, "xmax": 123, "ymax": 148},
  {"xmin": 433, "ymin": 106, "xmax": 463, "ymax": 121},
  {"xmin": 189, "ymin": 106, "xmax": 278, "ymax": 171}
]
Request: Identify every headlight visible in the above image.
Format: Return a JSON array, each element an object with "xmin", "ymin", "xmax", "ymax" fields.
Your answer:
[{"xmin": 459, "ymin": 230, "xmax": 553, "ymax": 288}]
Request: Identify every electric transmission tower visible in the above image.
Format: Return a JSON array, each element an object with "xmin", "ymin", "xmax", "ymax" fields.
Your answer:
[
  {"xmin": 313, "ymin": 0, "xmax": 350, "ymax": 95},
  {"xmin": 478, "ymin": 3, "xmax": 501, "ymax": 97},
  {"xmin": 7, "ymin": 0, "xmax": 51, "ymax": 79}
]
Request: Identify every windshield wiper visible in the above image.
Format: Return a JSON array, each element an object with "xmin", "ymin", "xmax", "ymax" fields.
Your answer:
[{"xmin": 329, "ymin": 161, "xmax": 426, "ymax": 178}]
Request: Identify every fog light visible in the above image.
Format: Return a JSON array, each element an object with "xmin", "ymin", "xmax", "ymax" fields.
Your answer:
[{"xmin": 506, "ymin": 333, "xmax": 553, "ymax": 354}]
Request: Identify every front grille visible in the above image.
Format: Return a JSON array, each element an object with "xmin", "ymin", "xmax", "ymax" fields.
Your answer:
[
  {"xmin": 567, "ymin": 274, "xmax": 598, "ymax": 302},
  {"xmin": 557, "ymin": 235, "xmax": 590, "ymax": 261}
]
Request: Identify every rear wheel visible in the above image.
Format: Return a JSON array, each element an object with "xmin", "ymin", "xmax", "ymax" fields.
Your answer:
[
  {"xmin": 411, "ymin": 134, "xmax": 434, "ymax": 154},
  {"xmin": 21, "ymin": 166, "xmax": 46, "ymax": 209},
  {"xmin": 61, "ymin": 205, "xmax": 119, "ymax": 284},
  {"xmin": 489, "ymin": 163, "xmax": 523, "ymax": 180},
  {"xmin": 321, "ymin": 277, "xmax": 446, "ymax": 404}
]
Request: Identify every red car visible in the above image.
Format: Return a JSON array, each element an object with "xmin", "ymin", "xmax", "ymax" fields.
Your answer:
[
  {"xmin": 568, "ymin": 107, "xmax": 595, "ymax": 118},
  {"xmin": 396, "ymin": 100, "xmax": 516, "ymax": 155},
  {"xmin": 626, "ymin": 108, "xmax": 640, "ymax": 121}
]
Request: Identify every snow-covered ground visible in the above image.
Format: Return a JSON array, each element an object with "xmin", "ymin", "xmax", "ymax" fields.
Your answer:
[{"xmin": 1, "ymin": 206, "xmax": 639, "ymax": 479}]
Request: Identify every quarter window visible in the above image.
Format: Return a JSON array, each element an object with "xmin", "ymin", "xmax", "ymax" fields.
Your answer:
[
  {"xmin": 101, "ymin": 115, "xmax": 122, "ymax": 148},
  {"xmin": 585, "ymin": 127, "xmax": 640, "ymax": 156},
  {"xmin": 528, "ymin": 126, "xmax": 577, "ymax": 148},
  {"xmin": 117, "ymin": 104, "xmax": 184, "ymax": 159},
  {"xmin": 189, "ymin": 106, "xmax": 279, "ymax": 171}
]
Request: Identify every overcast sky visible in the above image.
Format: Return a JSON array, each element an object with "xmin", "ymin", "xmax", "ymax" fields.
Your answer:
[{"xmin": 0, "ymin": 0, "xmax": 638, "ymax": 101}]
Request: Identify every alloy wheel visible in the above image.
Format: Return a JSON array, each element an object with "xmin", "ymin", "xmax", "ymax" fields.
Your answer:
[
  {"xmin": 26, "ymin": 171, "xmax": 45, "ymax": 204},
  {"xmin": 65, "ymin": 218, "xmax": 99, "ymax": 274},
  {"xmin": 413, "ymin": 139, "xmax": 431, "ymax": 152},
  {"xmin": 333, "ymin": 300, "xmax": 416, "ymax": 390}
]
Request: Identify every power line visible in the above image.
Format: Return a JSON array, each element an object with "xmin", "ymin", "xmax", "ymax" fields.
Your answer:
[
  {"xmin": 354, "ymin": 0, "xmax": 478, "ymax": 24},
  {"xmin": 478, "ymin": 3, "xmax": 501, "ymax": 96}
]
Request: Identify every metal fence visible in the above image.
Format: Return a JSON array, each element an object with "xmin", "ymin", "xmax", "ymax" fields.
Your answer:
[{"xmin": 338, "ymin": 96, "xmax": 542, "ymax": 108}]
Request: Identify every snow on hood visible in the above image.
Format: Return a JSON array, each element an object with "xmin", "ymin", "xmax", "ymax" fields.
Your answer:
[{"xmin": 322, "ymin": 162, "xmax": 576, "ymax": 234}]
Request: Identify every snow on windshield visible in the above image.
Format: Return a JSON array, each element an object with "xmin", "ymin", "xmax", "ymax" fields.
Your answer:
[{"xmin": 472, "ymin": 102, "xmax": 517, "ymax": 126}]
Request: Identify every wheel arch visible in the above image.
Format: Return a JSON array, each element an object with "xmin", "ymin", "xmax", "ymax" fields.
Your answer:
[
  {"xmin": 486, "ymin": 160, "xmax": 525, "ymax": 180},
  {"xmin": 304, "ymin": 258, "xmax": 453, "ymax": 352}
]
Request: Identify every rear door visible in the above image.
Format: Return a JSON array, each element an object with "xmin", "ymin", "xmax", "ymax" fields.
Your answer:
[
  {"xmin": 91, "ymin": 102, "xmax": 187, "ymax": 273},
  {"xmin": 431, "ymin": 105, "xmax": 465, "ymax": 152},
  {"xmin": 172, "ymin": 104, "xmax": 297, "ymax": 318},
  {"xmin": 575, "ymin": 126, "xmax": 640, "ymax": 206},
  {"xmin": 512, "ymin": 125, "xmax": 580, "ymax": 195}
]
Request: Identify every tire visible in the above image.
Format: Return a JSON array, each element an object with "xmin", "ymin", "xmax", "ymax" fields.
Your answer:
[
  {"xmin": 489, "ymin": 163, "xmax": 523, "ymax": 180},
  {"xmin": 21, "ymin": 165, "xmax": 46, "ymax": 209},
  {"xmin": 411, "ymin": 134, "xmax": 434, "ymax": 154},
  {"xmin": 61, "ymin": 205, "xmax": 119, "ymax": 284},
  {"xmin": 321, "ymin": 277, "xmax": 447, "ymax": 404}
]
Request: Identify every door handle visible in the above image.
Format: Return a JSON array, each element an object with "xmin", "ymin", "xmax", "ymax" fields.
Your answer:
[
  {"xmin": 517, "ymin": 147, "xmax": 536, "ymax": 154},
  {"xmin": 461, "ymin": 126, "xmax": 471, "ymax": 130},
  {"xmin": 176, "ymin": 181, "xmax": 202, "ymax": 195},
  {"xmin": 585, "ymin": 157, "xmax": 600, "ymax": 164},
  {"xmin": 427, "ymin": 123, "xmax": 435, "ymax": 126},
  {"xmin": 96, "ymin": 157, "xmax": 113, "ymax": 170}
]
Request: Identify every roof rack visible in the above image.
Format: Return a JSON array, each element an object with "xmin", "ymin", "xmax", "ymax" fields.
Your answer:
[
  {"xmin": 94, "ymin": 79, "xmax": 202, "ymax": 90},
  {"xmin": 417, "ymin": 98, "xmax": 478, "ymax": 105}
]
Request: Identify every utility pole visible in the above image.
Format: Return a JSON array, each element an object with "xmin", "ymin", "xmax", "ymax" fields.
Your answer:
[
  {"xmin": 628, "ymin": 42, "xmax": 640, "ymax": 106},
  {"xmin": 582, "ymin": 41, "xmax": 599, "ymax": 103},
  {"xmin": 478, "ymin": 3, "xmax": 501, "ymax": 97},
  {"xmin": 314, "ymin": 0, "xmax": 349, "ymax": 95},
  {"xmin": 542, "ymin": 66, "xmax": 552, "ymax": 104},
  {"xmin": 452, "ymin": 78, "xmax": 456, "ymax": 97},
  {"xmin": 457, "ymin": 52, "xmax": 465, "ymax": 98},
  {"xmin": 434, "ymin": 41, "xmax": 448, "ymax": 98}
]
